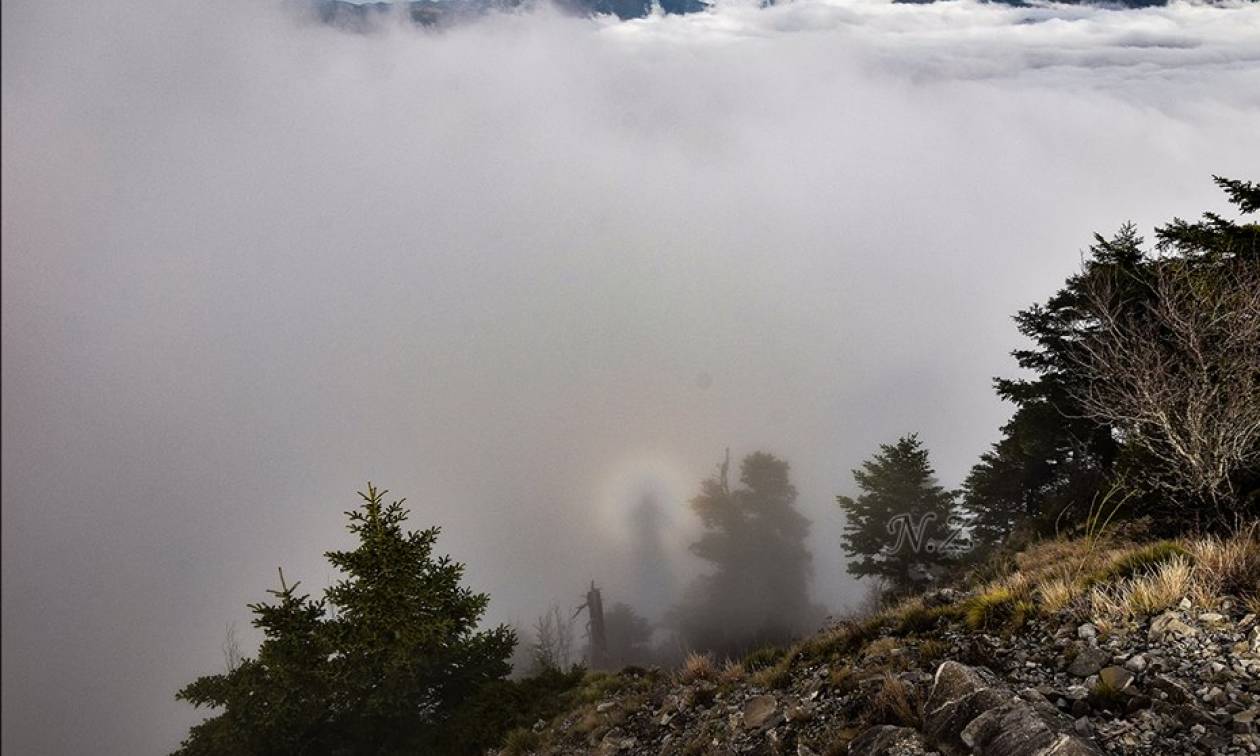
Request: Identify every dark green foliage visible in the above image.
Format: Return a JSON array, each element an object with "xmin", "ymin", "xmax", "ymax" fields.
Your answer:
[
  {"xmin": 962, "ymin": 176, "xmax": 1260, "ymax": 545},
  {"xmin": 838, "ymin": 435, "xmax": 961, "ymax": 595},
  {"xmin": 501, "ymin": 728, "xmax": 542, "ymax": 756},
  {"xmin": 174, "ymin": 484, "xmax": 516, "ymax": 755},
  {"xmin": 435, "ymin": 665, "xmax": 586, "ymax": 754},
  {"xmin": 959, "ymin": 227, "xmax": 1141, "ymax": 550},
  {"xmin": 670, "ymin": 451, "xmax": 825, "ymax": 658}
]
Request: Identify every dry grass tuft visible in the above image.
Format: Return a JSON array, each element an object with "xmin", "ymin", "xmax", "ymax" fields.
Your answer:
[
  {"xmin": 869, "ymin": 673, "xmax": 922, "ymax": 728},
  {"xmin": 750, "ymin": 658, "xmax": 793, "ymax": 690},
  {"xmin": 1098, "ymin": 541, "xmax": 1190, "ymax": 582},
  {"xmin": 1185, "ymin": 527, "xmax": 1260, "ymax": 604},
  {"xmin": 1037, "ymin": 577, "xmax": 1082, "ymax": 616},
  {"xmin": 796, "ymin": 617, "xmax": 883, "ymax": 662},
  {"xmin": 917, "ymin": 638, "xmax": 948, "ymax": 663},
  {"xmin": 741, "ymin": 646, "xmax": 785, "ymax": 672},
  {"xmin": 679, "ymin": 652, "xmax": 716, "ymax": 684},
  {"xmin": 718, "ymin": 660, "xmax": 746, "ymax": 685},
  {"xmin": 829, "ymin": 664, "xmax": 858, "ymax": 694},
  {"xmin": 962, "ymin": 577, "xmax": 1035, "ymax": 634},
  {"xmin": 1089, "ymin": 555, "xmax": 1194, "ymax": 625},
  {"xmin": 862, "ymin": 637, "xmax": 900, "ymax": 659}
]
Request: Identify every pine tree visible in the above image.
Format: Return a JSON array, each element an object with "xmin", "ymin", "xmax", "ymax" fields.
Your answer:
[
  {"xmin": 838, "ymin": 435, "xmax": 959, "ymax": 595},
  {"xmin": 174, "ymin": 484, "xmax": 515, "ymax": 755}
]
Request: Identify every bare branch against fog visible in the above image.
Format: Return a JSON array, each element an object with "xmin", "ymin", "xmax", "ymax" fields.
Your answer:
[
  {"xmin": 221, "ymin": 623, "xmax": 243, "ymax": 674},
  {"xmin": 532, "ymin": 605, "xmax": 578, "ymax": 673},
  {"xmin": 1068, "ymin": 259, "xmax": 1260, "ymax": 520}
]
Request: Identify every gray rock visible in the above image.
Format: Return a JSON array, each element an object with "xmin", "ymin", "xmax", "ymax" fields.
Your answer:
[
  {"xmin": 1068, "ymin": 646, "xmax": 1110, "ymax": 677},
  {"xmin": 742, "ymin": 694, "xmax": 778, "ymax": 729},
  {"xmin": 1150, "ymin": 612, "xmax": 1198, "ymax": 642},
  {"xmin": 1150, "ymin": 674, "xmax": 1194, "ymax": 704},
  {"xmin": 847, "ymin": 725, "xmax": 931, "ymax": 755},
  {"xmin": 925, "ymin": 686, "xmax": 1011, "ymax": 748},
  {"xmin": 925, "ymin": 661, "xmax": 999, "ymax": 712},
  {"xmin": 961, "ymin": 699, "xmax": 1102, "ymax": 755},
  {"xmin": 1234, "ymin": 706, "xmax": 1258, "ymax": 734},
  {"xmin": 1124, "ymin": 654, "xmax": 1148, "ymax": 673}
]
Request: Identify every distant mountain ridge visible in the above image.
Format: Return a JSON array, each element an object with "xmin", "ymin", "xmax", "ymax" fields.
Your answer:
[
  {"xmin": 309, "ymin": 0, "xmax": 1183, "ymax": 28},
  {"xmin": 309, "ymin": 0, "xmax": 707, "ymax": 27}
]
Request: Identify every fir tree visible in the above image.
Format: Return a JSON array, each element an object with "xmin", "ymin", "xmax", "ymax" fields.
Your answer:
[
  {"xmin": 174, "ymin": 484, "xmax": 515, "ymax": 755},
  {"xmin": 838, "ymin": 435, "xmax": 959, "ymax": 595}
]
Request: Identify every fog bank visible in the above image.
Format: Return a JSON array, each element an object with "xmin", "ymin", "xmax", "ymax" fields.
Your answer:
[{"xmin": 3, "ymin": 0, "xmax": 1259, "ymax": 752}]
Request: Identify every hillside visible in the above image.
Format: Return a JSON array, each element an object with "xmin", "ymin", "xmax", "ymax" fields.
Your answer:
[{"xmin": 497, "ymin": 526, "xmax": 1260, "ymax": 755}]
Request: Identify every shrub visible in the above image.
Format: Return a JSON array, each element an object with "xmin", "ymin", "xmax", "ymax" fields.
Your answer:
[
  {"xmin": 439, "ymin": 665, "xmax": 586, "ymax": 752},
  {"xmin": 501, "ymin": 728, "xmax": 542, "ymax": 755}
]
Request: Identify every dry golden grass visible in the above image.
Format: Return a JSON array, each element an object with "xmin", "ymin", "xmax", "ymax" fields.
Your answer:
[
  {"xmin": 1037, "ymin": 577, "xmax": 1082, "ymax": 616},
  {"xmin": 718, "ymin": 660, "xmax": 746, "ymax": 685},
  {"xmin": 679, "ymin": 652, "xmax": 716, "ymax": 684},
  {"xmin": 829, "ymin": 664, "xmax": 858, "ymax": 694},
  {"xmin": 862, "ymin": 637, "xmax": 900, "ymax": 659},
  {"xmin": 962, "ymin": 585, "xmax": 1035, "ymax": 633},
  {"xmin": 1184, "ymin": 527, "xmax": 1260, "ymax": 603},
  {"xmin": 1015, "ymin": 537, "xmax": 1115, "ymax": 585},
  {"xmin": 1089, "ymin": 555, "xmax": 1194, "ymax": 626},
  {"xmin": 750, "ymin": 658, "xmax": 792, "ymax": 690},
  {"xmin": 917, "ymin": 638, "xmax": 948, "ymax": 663},
  {"xmin": 1098, "ymin": 541, "xmax": 1189, "ymax": 582},
  {"xmin": 869, "ymin": 673, "xmax": 921, "ymax": 728},
  {"xmin": 1082, "ymin": 527, "xmax": 1258, "ymax": 624}
]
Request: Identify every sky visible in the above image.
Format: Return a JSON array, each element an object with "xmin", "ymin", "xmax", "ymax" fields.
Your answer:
[{"xmin": 3, "ymin": 0, "xmax": 1259, "ymax": 753}]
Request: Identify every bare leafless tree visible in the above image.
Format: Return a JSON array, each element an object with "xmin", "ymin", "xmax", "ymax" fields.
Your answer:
[
  {"xmin": 532, "ymin": 605, "xmax": 576, "ymax": 672},
  {"xmin": 1067, "ymin": 257, "xmax": 1260, "ymax": 525},
  {"xmin": 222, "ymin": 622, "xmax": 243, "ymax": 673}
]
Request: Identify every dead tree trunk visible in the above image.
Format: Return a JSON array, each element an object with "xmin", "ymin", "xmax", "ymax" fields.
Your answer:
[{"xmin": 576, "ymin": 581, "xmax": 608, "ymax": 670}]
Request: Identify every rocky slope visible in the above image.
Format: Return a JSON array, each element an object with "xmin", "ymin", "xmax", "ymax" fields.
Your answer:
[{"xmin": 497, "ymin": 531, "xmax": 1260, "ymax": 755}]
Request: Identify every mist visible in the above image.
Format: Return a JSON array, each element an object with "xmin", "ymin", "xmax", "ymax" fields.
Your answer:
[{"xmin": 3, "ymin": 0, "xmax": 1259, "ymax": 752}]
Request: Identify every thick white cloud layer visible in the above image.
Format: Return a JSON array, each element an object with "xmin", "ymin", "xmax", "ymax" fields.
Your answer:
[{"xmin": 3, "ymin": 0, "xmax": 1259, "ymax": 752}]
